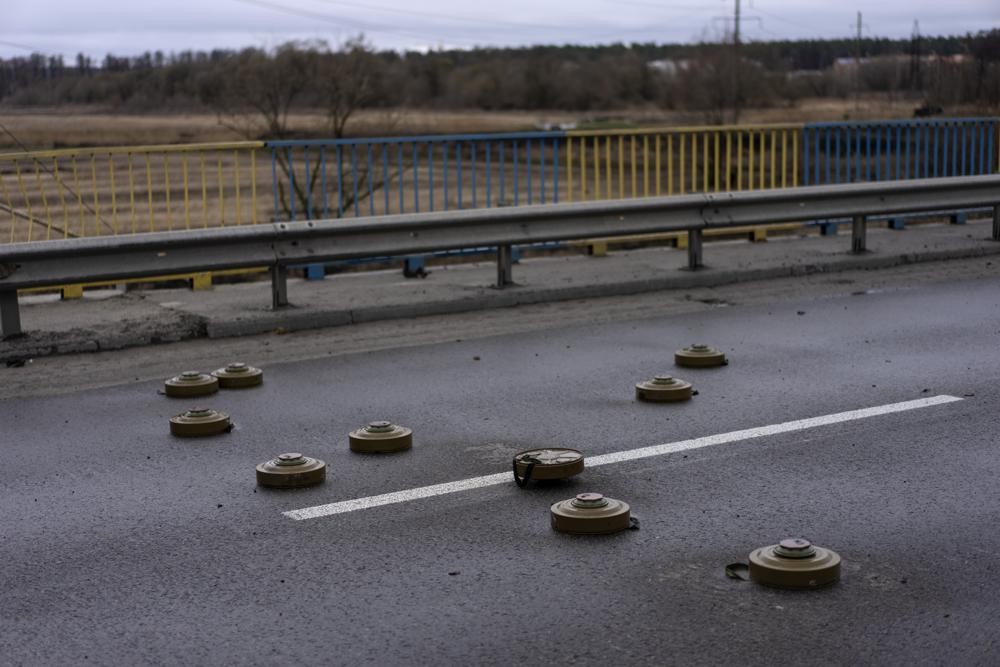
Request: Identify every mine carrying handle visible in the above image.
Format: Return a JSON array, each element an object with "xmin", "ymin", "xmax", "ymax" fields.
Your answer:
[{"xmin": 512, "ymin": 457, "xmax": 537, "ymax": 488}]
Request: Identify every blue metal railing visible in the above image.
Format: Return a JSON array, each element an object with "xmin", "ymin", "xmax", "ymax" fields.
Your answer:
[
  {"xmin": 267, "ymin": 131, "xmax": 566, "ymax": 222},
  {"xmin": 803, "ymin": 118, "xmax": 997, "ymax": 186}
]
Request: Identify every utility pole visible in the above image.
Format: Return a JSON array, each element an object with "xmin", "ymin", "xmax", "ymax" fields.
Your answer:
[
  {"xmin": 731, "ymin": 0, "xmax": 741, "ymax": 124},
  {"xmin": 854, "ymin": 10, "xmax": 862, "ymax": 111},
  {"xmin": 909, "ymin": 19, "xmax": 922, "ymax": 94}
]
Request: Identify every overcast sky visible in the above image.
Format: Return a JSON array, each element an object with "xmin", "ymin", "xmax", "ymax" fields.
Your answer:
[{"xmin": 3, "ymin": 0, "xmax": 998, "ymax": 60}]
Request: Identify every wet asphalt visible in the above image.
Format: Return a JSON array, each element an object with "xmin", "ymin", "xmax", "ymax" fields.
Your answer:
[{"xmin": 2, "ymin": 277, "xmax": 1000, "ymax": 666}]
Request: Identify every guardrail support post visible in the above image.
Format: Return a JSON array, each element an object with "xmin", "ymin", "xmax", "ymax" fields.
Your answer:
[
  {"xmin": 687, "ymin": 229, "xmax": 703, "ymax": 269},
  {"xmin": 497, "ymin": 244, "xmax": 514, "ymax": 287},
  {"xmin": 993, "ymin": 205, "xmax": 1000, "ymax": 241},
  {"xmin": 0, "ymin": 290, "xmax": 22, "ymax": 339},
  {"xmin": 852, "ymin": 215, "xmax": 867, "ymax": 253},
  {"xmin": 271, "ymin": 265, "xmax": 289, "ymax": 309}
]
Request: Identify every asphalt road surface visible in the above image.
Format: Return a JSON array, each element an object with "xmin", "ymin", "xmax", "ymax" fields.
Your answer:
[{"xmin": 3, "ymin": 270, "xmax": 1000, "ymax": 665}]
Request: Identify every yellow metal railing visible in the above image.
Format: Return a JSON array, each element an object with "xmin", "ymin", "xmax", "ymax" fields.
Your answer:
[
  {"xmin": 0, "ymin": 141, "xmax": 266, "ymax": 244},
  {"xmin": 563, "ymin": 124, "xmax": 801, "ymax": 203},
  {"xmin": 1, "ymin": 128, "xmax": 804, "ymax": 245}
]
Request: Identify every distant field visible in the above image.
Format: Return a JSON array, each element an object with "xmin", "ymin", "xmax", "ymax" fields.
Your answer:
[
  {"xmin": 0, "ymin": 109, "xmax": 571, "ymax": 151},
  {"xmin": 0, "ymin": 96, "xmax": 970, "ymax": 152}
]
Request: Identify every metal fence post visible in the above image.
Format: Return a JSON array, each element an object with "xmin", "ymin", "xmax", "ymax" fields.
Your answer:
[
  {"xmin": 852, "ymin": 215, "xmax": 867, "ymax": 253},
  {"xmin": 271, "ymin": 264, "xmax": 289, "ymax": 309},
  {"xmin": 0, "ymin": 290, "xmax": 22, "ymax": 339},
  {"xmin": 993, "ymin": 204, "xmax": 1000, "ymax": 241},
  {"xmin": 687, "ymin": 228, "xmax": 703, "ymax": 269},
  {"xmin": 497, "ymin": 244, "xmax": 514, "ymax": 287}
]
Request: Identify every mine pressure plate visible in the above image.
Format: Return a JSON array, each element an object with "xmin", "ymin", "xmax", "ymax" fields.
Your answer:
[
  {"xmin": 550, "ymin": 493, "xmax": 634, "ymax": 535},
  {"xmin": 169, "ymin": 407, "xmax": 232, "ymax": 437},
  {"xmin": 164, "ymin": 370, "xmax": 219, "ymax": 398},
  {"xmin": 748, "ymin": 538, "xmax": 842, "ymax": 589},
  {"xmin": 348, "ymin": 421, "xmax": 413, "ymax": 453},
  {"xmin": 212, "ymin": 362, "xmax": 264, "ymax": 389},
  {"xmin": 256, "ymin": 452, "xmax": 326, "ymax": 488},
  {"xmin": 674, "ymin": 343, "xmax": 728, "ymax": 368},
  {"xmin": 512, "ymin": 448, "xmax": 585, "ymax": 487},
  {"xmin": 635, "ymin": 375, "xmax": 693, "ymax": 402}
]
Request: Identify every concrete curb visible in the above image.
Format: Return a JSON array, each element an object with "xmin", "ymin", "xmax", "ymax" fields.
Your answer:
[
  {"xmin": 4, "ymin": 242, "xmax": 1000, "ymax": 363},
  {"xmin": 208, "ymin": 243, "xmax": 1000, "ymax": 339}
]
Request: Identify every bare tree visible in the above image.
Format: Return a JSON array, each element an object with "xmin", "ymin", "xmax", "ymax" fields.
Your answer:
[
  {"xmin": 969, "ymin": 29, "xmax": 1000, "ymax": 111},
  {"xmin": 202, "ymin": 38, "xmax": 397, "ymax": 219},
  {"xmin": 203, "ymin": 42, "xmax": 317, "ymax": 140},
  {"xmin": 317, "ymin": 36, "xmax": 380, "ymax": 138}
]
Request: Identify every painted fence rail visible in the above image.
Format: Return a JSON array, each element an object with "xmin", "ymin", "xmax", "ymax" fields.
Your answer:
[
  {"xmin": 563, "ymin": 124, "xmax": 801, "ymax": 201},
  {"xmin": 803, "ymin": 118, "xmax": 997, "ymax": 185},
  {"xmin": 1, "ymin": 119, "xmax": 997, "ymax": 248},
  {"xmin": 268, "ymin": 124, "xmax": 803, "ymax": 222},
  {"xmin": 267, "ymin": 132, "xmax": 563, "ymax": 221},
  {"xmin": 0, "ymin": 141, "xmax": 265, "ymax": 244}
]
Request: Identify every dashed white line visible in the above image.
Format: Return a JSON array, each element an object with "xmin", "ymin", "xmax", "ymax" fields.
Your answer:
[{"xmin": 284, "ymin": 394, "xmax": 963, "ymax": 521}]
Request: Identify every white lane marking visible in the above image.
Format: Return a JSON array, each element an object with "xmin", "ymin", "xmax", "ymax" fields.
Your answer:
[
  {"xmin": 586, "ymin": 394, "xmax": 962, "ymax": 467},
  {"xmin": 285, "ymin": 472, "xmax": 511, "ymax": 520},
  {"xmin": 284, "ymin": 395, "xmax": 962, "ymax": 521}
]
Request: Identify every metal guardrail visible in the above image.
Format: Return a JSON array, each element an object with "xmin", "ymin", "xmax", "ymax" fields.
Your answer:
[{"xmin": 3, "ymin": 175, "xmax": 999, "ymax": 338}]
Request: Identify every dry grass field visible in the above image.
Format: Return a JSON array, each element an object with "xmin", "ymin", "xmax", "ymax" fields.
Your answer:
[
  {"xmin": 0, "ymin": 109, "xmax": 574, "ymax": 151},
  {"xmin": 0, "ymin": 96, "xmax": 959, "ymax": 152}
]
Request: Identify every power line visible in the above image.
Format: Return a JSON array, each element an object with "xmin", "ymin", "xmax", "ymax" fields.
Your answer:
[
  {"xmin": 746, "ymin": 2, "xmax": 816, "ymax": 32},
  {"xmin": 308, "ymin": 0, "xmax": 707, "ymax": 41},
  {"xmin": 602, "ymin": 0, "xmax": 717, "ymax": 11},
  {"xmin": 748, "ymin": 21, "xmax": 782, "ymax": 38},
  {"xmin": 306, "ymin": 0, "xmax": 568, "ymax": 32},
  {"xmin": 0, "ymin": 39, "xmax": 42, "ymax": 53},
  {"xmin": 237, "ymin": 0, "xmax": 723, "ymax": 50},
  {"xmin": 231, "ymin": 0, "xmax": 489, "ymax": 46}
]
